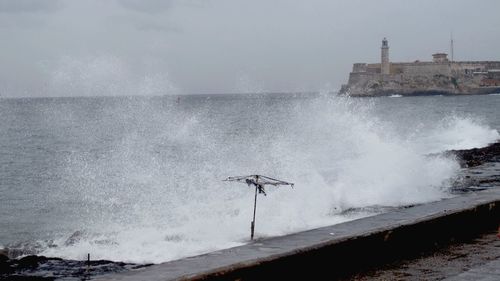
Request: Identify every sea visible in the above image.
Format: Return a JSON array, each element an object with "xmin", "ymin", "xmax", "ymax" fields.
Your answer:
[{"xmin": 0, "ymin": 93, "xmax": 499, "ymax": 264}]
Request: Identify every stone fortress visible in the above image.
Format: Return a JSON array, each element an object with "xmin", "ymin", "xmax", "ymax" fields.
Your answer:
[{"xmin": 340, "ymin": 38, "xmax": 500, "ymax": 96}]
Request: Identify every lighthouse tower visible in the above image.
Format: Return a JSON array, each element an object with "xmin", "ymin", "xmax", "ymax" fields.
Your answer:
[{"xmin": 381, "ymin": 38, "xmax": 390, "ymax": 75}]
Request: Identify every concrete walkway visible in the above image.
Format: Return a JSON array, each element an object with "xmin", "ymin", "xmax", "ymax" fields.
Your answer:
[
  {"xmin": 349, "ymin": 231, "xmax": 500, "ymax": 280},
  {"xmin": 445, "ymin": 259, "xmax": 500, "ymax": 281},
  {"xmin": 96, "ymin": 189, "xmax": 500, "ymax": 281}
]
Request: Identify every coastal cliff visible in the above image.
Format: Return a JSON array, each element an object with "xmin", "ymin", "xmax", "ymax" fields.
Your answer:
[{"xmin": 340, "ymin": 38, "xmax": 500, "ymax": 96}]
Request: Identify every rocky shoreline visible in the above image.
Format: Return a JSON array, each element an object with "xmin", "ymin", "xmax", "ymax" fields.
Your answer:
[
  {"xmin": 341, "ymin": 88, "xmax": 500, "ymax": 97},
  {"xmin": 0, "ymin": 253, "xmax": 151, "ymax": 281},
  {"xmin": 449, "ymin": 141, "xmax": 500, "ymax": 168},
  {"xmin": 1, "ymin": 141, "xmax": 499, "ymax": 280}
]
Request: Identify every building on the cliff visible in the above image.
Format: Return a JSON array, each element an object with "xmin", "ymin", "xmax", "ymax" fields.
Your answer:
[{"xmin": 340, "ymin": 38, "xmax": 500, "ymax": 96}]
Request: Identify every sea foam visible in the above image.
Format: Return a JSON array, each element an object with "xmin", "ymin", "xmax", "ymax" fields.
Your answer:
[{"xmin": 35, "ymin": 94, "xmax": 497, "ymax": 263}]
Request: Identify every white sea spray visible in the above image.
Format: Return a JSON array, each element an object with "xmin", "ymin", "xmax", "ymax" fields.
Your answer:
[{"xmin": 35, "ymin": 94, "xmax": 499, "ymax": 263}]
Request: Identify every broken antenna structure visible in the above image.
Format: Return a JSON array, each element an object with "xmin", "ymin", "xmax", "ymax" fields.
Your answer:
[{"xmin": 223, "ymin": 175, "xmax": 294, "ymax": 240}]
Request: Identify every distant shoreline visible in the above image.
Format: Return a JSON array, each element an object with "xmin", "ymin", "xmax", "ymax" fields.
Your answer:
[{"xmin": 343, "ymin": 88, "xmax": 500, "ymax": 97}]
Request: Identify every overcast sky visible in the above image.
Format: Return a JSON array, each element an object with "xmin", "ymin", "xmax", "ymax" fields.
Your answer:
[{"xmin": 1, "ymin": 0, "xmax": 500, "ymax": 97}]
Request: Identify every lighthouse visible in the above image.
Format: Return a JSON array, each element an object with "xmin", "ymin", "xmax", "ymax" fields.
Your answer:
[{"xmin": 381, "ymin": 38, "xmax": 390, "ymax": 75}]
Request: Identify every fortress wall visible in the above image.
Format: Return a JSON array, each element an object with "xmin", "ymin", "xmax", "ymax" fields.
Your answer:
[
  {"xmin": 366, "ymin": 63, "xmax": 381, "ymax": 74},
  {"xmin": 392, "ymin": 62, "xmax": 437, "ymax": 66},
  {"xmin": 450, "ymin": 62, "xmax": 500, "ymax": 76},
  {"xmin": 350, "ymin": 61, "xmax": 500, "ymax": 76},
  {"xmin": 345, "ymin": 60, "xmax": 500, "ymax": 95},
  {"xmin": 352, "ymin": 63, "xmax": 367, "ymax": 73},
  {"xmin": 453, "ymin": 61, "xmax": 500, "ymax": 67},
  {"xmin": 348, "ymin": 72, "xmax": 379, "ymax": 85},
  {"xmin": 389, "ymin": 62, "xmax": 454, "ymax": 75},
  {"xmin": 347, "ymin": 72, "xmax": 360, "ymax": 84},
  {"xmin": 401, "ymin": 63, "xmax": 451, "ymax": 76},
  {"xmin": 343, "ymin": 36, "xmax": 500, "ymax": 96},
  {"xmin": 391, "ymin": 64, "xmax": 405, "ymax": 74},
  {"xmin": 451, "ymin": 62, "xmax": 487, "ymax": 73}
]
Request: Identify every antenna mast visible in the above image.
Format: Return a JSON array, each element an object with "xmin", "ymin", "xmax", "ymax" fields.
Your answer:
[
  {"xmin": 224, "ymin": 174, "xmax": 294, "ymax": 240},
  {"xmin": 450, "ymin": 32, "xmax": 454, "ymax": 62}
]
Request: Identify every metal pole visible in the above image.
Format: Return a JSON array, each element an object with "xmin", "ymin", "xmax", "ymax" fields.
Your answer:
[
  {"xmin": 86, "ymin": 253, "xmax": 90, "ymax": 273},
  {"xmin": 251, "ymin": 176, "xmax": 259, "ymax": 240}
]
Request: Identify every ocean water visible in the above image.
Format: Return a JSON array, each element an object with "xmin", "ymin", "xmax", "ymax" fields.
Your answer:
[{"xmin": 0, "ymin": 93, "xmax": 499, "ymax": 264}]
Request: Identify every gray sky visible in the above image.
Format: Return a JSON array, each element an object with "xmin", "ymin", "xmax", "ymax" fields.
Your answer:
[{"xmin": 1, "ymin": 0, "xmax": 500, "ymax": 97}]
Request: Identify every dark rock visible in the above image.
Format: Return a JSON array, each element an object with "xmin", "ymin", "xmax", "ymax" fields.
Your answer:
[
  {"xmin": 0, "ymin": 276, "xmax": 55, "ymax": 281},
  {"xmin": 0, "ymin": 249, "xmax": 7, "ymax": 258},
  {"xmin": 0, "ymin": 254, "xmax": 14, "ymax": 275},
  {"xmin": 15, "ymin": 255, "xmax": 49, "ymax": 270},
  {"xmin": 1, "ymin": 254, "xmax": 152, "ymax": 280},
  {"xmin": 449, "ymin": 141, "xmax": 500, "ymax": 167}
]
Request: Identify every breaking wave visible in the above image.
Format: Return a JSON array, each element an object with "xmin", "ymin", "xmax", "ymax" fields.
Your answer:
[{"xmin": 3, "ymin": 94, "xmax": 498, "ymax": 264}]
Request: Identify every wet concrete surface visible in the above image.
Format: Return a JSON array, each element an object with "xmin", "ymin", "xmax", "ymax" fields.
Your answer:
[
  {"xmin": 445, "ymin": 258, "xmax": 500, "ymax": 281},
  {"xmin": 455, "ymin": 162, "xmax": 500, "ymax": 192},
  {"xmin": 95, "ymin": 188, "xmax": 500, "ymax": 281},
  {"xmin": 347, "ymin": 231, "xmax": 500, "ymax": 280}
]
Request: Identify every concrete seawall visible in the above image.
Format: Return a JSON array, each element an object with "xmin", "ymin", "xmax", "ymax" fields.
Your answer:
[{"xmin": 96, "ymin": 188, "xmax": 500, "ymax": 281}]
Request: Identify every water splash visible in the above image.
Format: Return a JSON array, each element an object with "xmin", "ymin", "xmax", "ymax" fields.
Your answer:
[
  {"xmin": 47, "ymin": 55, "xmax": 179, "ymax": 97},
  {"xmin": 4, "ymin": 94, "xmax": 496, "ymax": 263}
]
